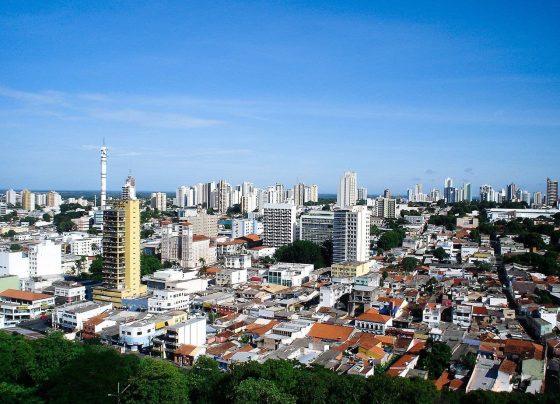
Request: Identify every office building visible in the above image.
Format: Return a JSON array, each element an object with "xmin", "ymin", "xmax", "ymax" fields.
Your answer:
[
  {"xmin": 262, "ymin": 203, "xmax": 296, "ymax": 247},
  {"xmin": 93, "ymin": 199, "xmax": 147, "ymax": 307},
  {"xmin": 337, "ymin": 171, "xmax": 358, "ymax": 208},
  {"xmin": 299, "ymin": 210, "xmax": 334, "ymax": 245},
  {"xmin": 150, "ymin": 192, "xmax": 167, "ymax": 211},
  {"xmin": 547, "ymin": 178, "xmax": 558, "ymax": 206},
  {"xmin": 506, "ymin": 183, "xmax": 517, "ymax": 202},
  {"xmin": 376, "ymin": 197, "xmax": 396, "ymax": 219},
  {"xmin": 333, "ymin": 205, "xmax": 370, "ymax": 263}
]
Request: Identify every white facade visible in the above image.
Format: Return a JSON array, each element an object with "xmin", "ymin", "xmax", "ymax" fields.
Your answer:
[
  {"xmin": 54, "ymin": 282, "xmax": 86, "ymax": 303},
  {"xmin": 337, "ymin": 171, "xmax": 358, "ymax": 208},
  {"xmin": 262, "ymin": 203, "xmax": 296, "ymax": 247},
  {"xmin": 52, "ymin": 301, "xmax": 112, "ymax": 331},
  {"xmin": 28, "ymin": 240, "xmax": 62, "ymax": 277},
  {"xmin": 70, "ymin": 236, "xmax": 102, "ymax": 256},
  {"xmin": 150, "ymin": 192, "xmax": 167, "ymax": 211},
  {"xmin": 225, "ymin": 254, "xmax": 252, "ymax": 269},
  {"xmin": 215, "ymin": 268, "xmax": 248, "ymax": 286},
  {"xmin": 170, "ymin": 317, "xmax": 206, "ymax": 346},
  {"xmin": 0, "ymin": 250, "xmax": 30, "ymax": 278},
  {"xmin": 267, "ymin": 262, "xmax": 313, "ymax": 287},
  {"xmin": 231, "ymin": 218, "xmax": 263, "ymax": 238},
  {"xmin": 148, "ymin": 289, "xmax": 191, "ymax": 313},
  {"xmin": 333, "ymin": 206, "xmax": 370, "ymax": 263}
]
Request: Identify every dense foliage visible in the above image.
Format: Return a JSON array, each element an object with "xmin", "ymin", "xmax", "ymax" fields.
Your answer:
[
  {"xmin": 274, "ymin": 240, "xmax": 332, "ymax": 269},
  {"xmin": 377, "ymin": 227, "xmax": 406, "ymax": 251},
  {"xmin": 1, "ymin": 331, "xmax": 558, "ymax": 404},
  {"xmin": 503, "ymin": 251, "xmax": 559, "ymax": 276}
]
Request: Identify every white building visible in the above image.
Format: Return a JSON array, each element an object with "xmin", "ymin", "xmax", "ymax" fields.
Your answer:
[
  {"xmin": 225, "ymin": 254, "xmax": 252, "ymax": 269},
  {"xmin": 54, "ymin": 281, "xmax": 86, "ymax": 303},
  {"xmin": 0, "ymin": 250, "xmax": 30, "ymax": 278},
  {"xmin": 69, "ymin": 236, "xmax": 102, "ymax": 256},
  {"xmin": 161, "ymin": 222, "xmax": 216, "ymax": 268},
  {"xmin": 231, "ymin": 218, "xmax": 263, "ymax": 238},
  {"xmin": 52, "ymin": 301, "xmax": 112, "ymax": 331},
  {"xmin": 215, "ymin": 268, "xmax": 248, "ymax": 286},
  {"xmin": 308, "ymin": 184, "xmax": 319, "ymax": 202},
  {"xmin": 333, "ymin": 206, "xmax": 370, "ymax": 263},
  {"xmin": 0, "ymin": 289, "xmax": 55, "ymax": 327},
  {"xmin": 143, "ymin": 269, "xmax": 208, "ymax": 293},
  {"xmin": 148, "ymin": 289, "xmax": 191, "ymax": 313},
  {"xmin": 262, "ymin": 203, "xmax": 296, "ymax": 247},
  {"xmin": 150, "ymin": 192, "xmax": 167, "ymax": 211},
  {"xmin": 168, "ymin": 317, "xmax": 206, "ymax": 346},
  {"xmin": 28, "ymin": 240, "xmax": 62, "ymax": 277},
  {"xmin": 266, "ymin": 263, "xmax": 313, "ymax": 287},
  {"xmin": 337, "ymin": 171, "xmax": 357, "ymax": 208}
]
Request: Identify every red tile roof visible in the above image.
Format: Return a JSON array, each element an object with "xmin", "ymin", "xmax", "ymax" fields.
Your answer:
[
  {"xmin": 193, "ymin": 234, "xmax": 210, "ymax": 242},
  {"xmin": 307, "ymin": 323, "xmax": 354, "ymax": 342},
  {"xmin": 356, "ymin": 309, "xmax": 392, "ymax": 324},
  {"xmin": 0, "ymin": 289, "xmax": 52, "ymax": 301}
]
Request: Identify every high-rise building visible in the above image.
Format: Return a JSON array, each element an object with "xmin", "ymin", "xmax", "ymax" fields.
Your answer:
[
  {"xmin": 299, "ymin": 211, "xmax": 334, "ymax": 245},
  {"xmin": 293, "ymin": 183, "xmax": 306, "ymax": 207},
  {"xmin": 506, "ymin": 183, "xmax": 517, "ymax": 202},
  {"xmin": 463, "ymin": 183, "xmax": 472, "ymax": 202},
  {"xmin": 332, "ymin": 206, "xmax": 370, "ymax": 263},
  {"xmin": 5, "ymin": 189, "xmax": 17, "ymax": 205},
  {"xmin": 275, "ymin": 183, "xmax": 285, "ymax": 203},
  {"xmin": 547, "ymin": 178, "xmax": 558, "ymax": 207},
  {"xmin": 262, "ymin": 203, "xmax": 296, "ymax": 247},
  {"xmin": 337, "ymin": 171, "xmax": 358, "ymax": 208},
  {"xmin": 444, "ymin": 178, "xmax": 455, "ymax": 203},
  {"xmin": 100, "ymin": 143, "xmax": 107, "ymax": 208},
  {"xmin": 358, "ymin": 187, "xmax": 368, "ymax": 202},
  {"xmin": 22, "ymin": 189, "xmax": 35, "ymax": 211},
  {"xmin": 150, "ymin": 192, "xmax": 167, "ymax": 211},
  {"xmin": 160, "ymin": 221, "xmax": 216, "ymax": 268},
  {"xmin": 308, "ymin": 184, "xmax": 319, "ymax": 203},
  {"xmin": 121, "ymin": 175, "xmax": 136, "ymax": 200},
  {"xmin": 479, "ymin": 185, "xmax": 496, "ymax": 202},
  {"xmin": 383, "ymin": 189, "xmax": 391, "ymax": 199},
  {"xmin": 189, "ymin": 208, "xmax": 219, "ymax": 238},
  {"xmin": 217, "ymin": 179, "xmax": 231, "ymax": 214},
  {"xmin": 533, "ymin": 191, "xmax": 543, "ymax": 207},
  {"xmin": 93, "ymin": 199, "xmax": 146, "ymax": 306},
  {"xmin": 376, "ymin": 197, "xmax": 396, "ymax": 219},
  {"xmin": 47, "ymin": 191, "xmax": 62, "ymax": 208},
  {"xmin": 521, "ymin": 190, "xmax": 531, "ymax": 206}
]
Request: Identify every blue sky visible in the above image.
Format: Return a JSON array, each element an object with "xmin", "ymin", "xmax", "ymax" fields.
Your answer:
[{"xmin": 1, "ymin": 1, "xmax": 559, "ymax": 194}]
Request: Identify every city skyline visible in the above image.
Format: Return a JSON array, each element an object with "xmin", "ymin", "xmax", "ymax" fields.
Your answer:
[{"xmin": 1, "ymin": 2, "xmax": 559, "ymax": 192}]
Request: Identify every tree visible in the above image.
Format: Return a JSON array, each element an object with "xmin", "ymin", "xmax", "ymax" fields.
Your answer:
[
  {"xmin": 433, "ymin": 247, "xmax": 449, "ymax": 262},
  {"xmin": 162, "ymin": 260, "xmax": 174, "ymax": 269},
  {"xmin": 377, "ymin": 228, "xmax": 405, "ymax": 250},
  {"xmin": 320, "ymin": 239, "xmax": 333, "ymax": 267},
  {"xmin": 42, "ymin": 213, "xmax": 51, "ymax": 222},
  {"xmin": 140, "ymin": 229, "xmax": 154, "ymax": 239},
  {"xmin": 274, "ymin": 240, "xmax": 326, "ymax": 269},
  {"xmin": 418, "ymin": 339, "xmax": 452, "ymax": 379},
  {"xmin": 515, "ymin": 232, "xmax": 545, "ymax": 250},
  {"xmin": 122, "ymin": 358, "xmax": 189, "ymax": 404},
  {"xmin": 141, "ymin": 254, "xmax": 162, "ymax": 277},
  {"xmin": 402, "ymin": 257, "xmax": 420, "ymax": 272},
  {"xmin": 234, "ymin": 378, "xmax": 296, "ymax": 404},
  {"xmin": 10, "ymin": 244, "xmax": 22, "ymax": 252},
  {"xmin": 88, "ymin": 255, "xmax": 103, "ymax": 281}
]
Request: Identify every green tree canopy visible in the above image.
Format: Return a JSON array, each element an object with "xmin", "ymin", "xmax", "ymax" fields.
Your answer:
[{"xmin": 274, "ymin": 240, "xmax": 326, "ymax": 269}]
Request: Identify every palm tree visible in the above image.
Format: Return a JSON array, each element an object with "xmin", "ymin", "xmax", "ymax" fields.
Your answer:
[{"xmin": 197, "ymin": 257, "xmax": 207, "ymax": 277}]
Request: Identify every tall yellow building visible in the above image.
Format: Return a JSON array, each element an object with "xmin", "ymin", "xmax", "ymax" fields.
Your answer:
[
  {"xmin": 22, "ymin": 189, "xmax": 35, "ymax": 211},
  {"xmin": 93, "ymin": 199, "xmax": 146, "ymax": 307}
]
